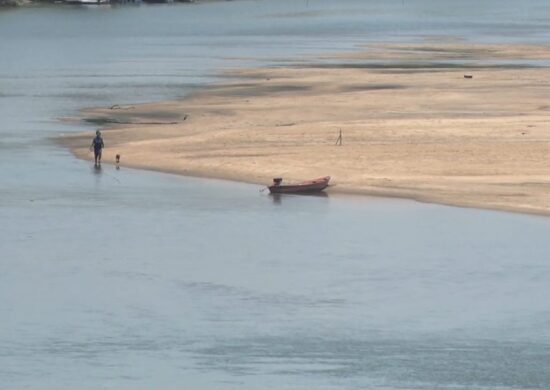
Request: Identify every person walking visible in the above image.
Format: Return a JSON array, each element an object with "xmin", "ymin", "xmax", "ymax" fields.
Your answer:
[{"xmin": 90, "ymin": 130, "xmax": 104, "ymax": 167}]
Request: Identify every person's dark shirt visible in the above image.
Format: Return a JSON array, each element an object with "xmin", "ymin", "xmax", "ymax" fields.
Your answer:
[{"xmin": 92, "ymin": 136, "xmax": 104, "ymax": 152}]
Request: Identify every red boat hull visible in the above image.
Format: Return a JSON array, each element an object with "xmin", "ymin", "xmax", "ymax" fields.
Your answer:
[{"xmin": 268, "ymin": 176, "xmax": 330, "ymax": 194}]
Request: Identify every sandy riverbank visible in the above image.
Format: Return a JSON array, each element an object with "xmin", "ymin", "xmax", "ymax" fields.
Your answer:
[{"xmin": 60, "ymin": 43, "xmax": 550, "ymax": 215}]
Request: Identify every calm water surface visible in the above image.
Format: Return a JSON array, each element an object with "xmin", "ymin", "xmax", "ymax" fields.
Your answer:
[{"xmin": 1, "ymin": 1, "xmax": 550, "ymax": 389}]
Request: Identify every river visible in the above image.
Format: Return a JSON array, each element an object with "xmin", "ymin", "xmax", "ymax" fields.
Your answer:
[{"xmin": 1, "ymin": 1, "xmax": 550, "ymax": 389}]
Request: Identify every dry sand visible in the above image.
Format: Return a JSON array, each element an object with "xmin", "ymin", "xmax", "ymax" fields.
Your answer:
[{"xmin": 59, "ymin": 43, "xmax": 550, "ymax": 215}]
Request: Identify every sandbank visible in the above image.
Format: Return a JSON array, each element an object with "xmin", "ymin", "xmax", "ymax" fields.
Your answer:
[{"xmin": 59, "ymin": 43, "xmax": 550, "ymax": 216}]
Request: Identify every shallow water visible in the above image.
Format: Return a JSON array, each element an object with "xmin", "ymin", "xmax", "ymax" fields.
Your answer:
[{"xmin": 1, "ymin": 1, "xmax": 550, "ymax": 389}]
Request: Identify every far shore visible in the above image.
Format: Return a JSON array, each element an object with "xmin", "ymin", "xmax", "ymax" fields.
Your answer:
[
  {"xmin": 59, "ymin": 42, "xmax": 550, "ymax": 216},
  {"xmin": 0, "ymin": 0, "xmax": 225, "ymax": 7}
]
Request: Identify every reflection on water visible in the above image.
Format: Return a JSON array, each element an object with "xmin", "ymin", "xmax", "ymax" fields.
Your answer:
[
  {"xmin": 269, "ymin": 191, "xmax": 330, "ymax": 205},
  {"xmin": 271, "ymin": 192, "xmax": 283, "ymax": 205}
]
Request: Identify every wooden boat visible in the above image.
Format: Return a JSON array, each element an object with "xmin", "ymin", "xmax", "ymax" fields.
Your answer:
[{"xmin": 268, "ymin": 176, "xmax": 330, "ymax": 194}]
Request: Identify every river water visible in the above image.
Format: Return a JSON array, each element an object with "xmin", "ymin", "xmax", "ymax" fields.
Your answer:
[{"xmin": 1, "ymin": 1, "xmax": 550, "ymax": 389}]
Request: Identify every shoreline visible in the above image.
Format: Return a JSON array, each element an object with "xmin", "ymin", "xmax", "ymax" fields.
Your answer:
[
  {"xmin": 0, "ymin": 0, "xmax": 222, "ymax": 7},
  {"xmin": 59, "ymin": 42, "xmax": 550, "ymax": 217}
]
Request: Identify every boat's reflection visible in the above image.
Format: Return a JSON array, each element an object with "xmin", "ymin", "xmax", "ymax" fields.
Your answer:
[{"xmin": 270, "ymin": 191, "xmax": 329, "ymax": 205}]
